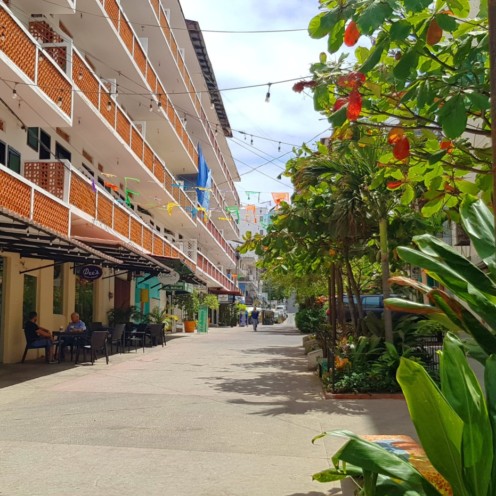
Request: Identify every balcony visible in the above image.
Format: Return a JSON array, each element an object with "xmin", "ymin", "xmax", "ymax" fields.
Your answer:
[
  {"xmin": 22, "ymin": 160, "xmax": 196, "ymax": 266},
  {"xmin": 15, "ymin": 0, "xmax": 76, "ymax": 15},
  {"xmin": 59, "ymin": 0, "xmax": 198, "ymax": 174},
  {"xmin": 197, "ymin": 252, "xmax": 240, "ymax": 293},
  {"xmin": 0, "ymin": 5, "xmax": 72, "ymax": 126}
]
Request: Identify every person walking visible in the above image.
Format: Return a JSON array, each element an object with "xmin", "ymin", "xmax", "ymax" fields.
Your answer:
[{"xmin": 251, "ymin": 307, "xmax": 260, "ymax": 332}]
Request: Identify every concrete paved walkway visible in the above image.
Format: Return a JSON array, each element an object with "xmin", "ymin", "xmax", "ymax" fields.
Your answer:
[{"xmin": 0, "ymin": 322, "xmax": 416, "ymax": 495}]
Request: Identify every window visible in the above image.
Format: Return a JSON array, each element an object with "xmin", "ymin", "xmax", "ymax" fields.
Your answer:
[
  {"xmin": 27, "ymin": 127, "xmax": 39, "ymax": 151},
  {"xmin": 362, "ymin": 296, "xmax": 380, "ymax": 308},
  {"xmin": 0, "ymin": 140, "xmax": 6, "ymax": 165},
  {"xmin": 7, "ymin": 147, "xmax": 20, "ymax": 173},
  {"xmin": 55, "ymin": 142, "xmax": 71, "ymax": 161},
  {"xmin": 53, "ymin": 264, "xmax": 64, "ymax": 315},
  {"xmin": 39, "ymin": 130, "xmax": 51, "ymax": 160}
]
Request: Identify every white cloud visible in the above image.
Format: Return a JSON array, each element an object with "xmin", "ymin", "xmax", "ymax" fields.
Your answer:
[{"xmin": 179, "ymin": 0, "xmax": 329, "ymax": 204}]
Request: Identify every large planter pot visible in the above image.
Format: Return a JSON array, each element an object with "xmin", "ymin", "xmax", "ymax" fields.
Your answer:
[{"xmin": 184, "ymin": 320, "xmax": 196, "ymax": 333}]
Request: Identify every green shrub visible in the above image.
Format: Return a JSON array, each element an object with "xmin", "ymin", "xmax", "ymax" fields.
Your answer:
[{"xmin": 295, "ymin": 308, "xmax": 326, "ymax": 334}]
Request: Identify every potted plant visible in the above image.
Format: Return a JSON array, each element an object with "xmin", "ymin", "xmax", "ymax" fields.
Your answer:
[{"xmin": 174, "ymin": 291, "xmax": 200, "ymax": 332}]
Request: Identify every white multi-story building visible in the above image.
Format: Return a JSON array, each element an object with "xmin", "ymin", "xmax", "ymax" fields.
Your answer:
[{"xmin": 0, "ymin": 0, "xmax": 241, "ymax": 362}]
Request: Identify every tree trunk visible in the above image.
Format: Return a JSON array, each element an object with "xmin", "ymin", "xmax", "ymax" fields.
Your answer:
[
  {"xmin": 330, "ymin": 263, "xmax": 337, "ymax": 393},
  {"xmin": 379, "ymin": 217, "xmax": 393, "ymax": 343},
  {"xmin": 336, "ymin": 263, "xmax": 345, "ymax": 327}
]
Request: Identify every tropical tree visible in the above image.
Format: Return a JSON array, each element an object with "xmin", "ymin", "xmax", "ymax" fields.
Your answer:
[{"xmin": 301, "ymin": 0, "xmax": 491, "ymax": 217}]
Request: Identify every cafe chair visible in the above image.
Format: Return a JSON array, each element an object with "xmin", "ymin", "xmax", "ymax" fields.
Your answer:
[
  {"xmin": 21, "ymin": 329, "xmax": 50, "ymax": 363},
  {"xmin": 76, "ymin": 331, "xmax": 109, "ymax": 365},
  {"xmin": 125, "ymin": 322, "xmax": 146, "ymax": 353},
  {"xmin": 145, "ymin": 324, "xmax": 165, "ymax": 348},
  {"xmin": 109, "ymin": 324, "xmax": 125, "ymax": 354}
]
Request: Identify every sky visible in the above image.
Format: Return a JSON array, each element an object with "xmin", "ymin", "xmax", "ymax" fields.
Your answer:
[{"xmin": 179, "ymin": 0, "xmax": 330, "ymax": 208}]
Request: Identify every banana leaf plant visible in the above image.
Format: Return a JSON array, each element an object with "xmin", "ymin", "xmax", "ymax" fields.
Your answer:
[{"xmin": 312, "ymin": 197, "xmax": 496, "ymax": 495}]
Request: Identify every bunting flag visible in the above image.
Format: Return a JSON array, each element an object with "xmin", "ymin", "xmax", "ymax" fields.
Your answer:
[
  {"xmin": 125, "ymin": 188, "xmax": 140, "ymax": 207},
  {"xmin": 246, "ymin": 191, "xmax": 261, "ymax": 202},
  {"xmin": 196, "ymin": 186, "xmax": 212, "ymax": 192},
  {"xmin": 124, "ymin": 176, "xmax": 140, "ymax": 184},
  {"xmin": 91, "ymin": 179, "xmax": 97, "ymax": 193},
  {"xmin": 225, "ymin": 206, "xmax": 240, "ymax": 223},
  {"xmin": 172, "ymin": 183, "xmax": 183, "ymax": 188},
  {"xmin": 104, "ymin": 181, "xmax": 119, "ymax": 191},
  {"xmin": 245, "ymin": 204, "xmax": 257, "ymax": 223},
  {"xmin": 166, "ymin": 202, "xmax": 180, "ymax": 215},
  {"xmin": 272, "ymin": 192, "xmax": 290, "ymax": 208},
  {"xmin": 218, "ymin": 216, "xmax": 230, "ymax": 221},
  {"xmin": 101, "ymin": 172, "xmax": 117, "ymax": 178}
]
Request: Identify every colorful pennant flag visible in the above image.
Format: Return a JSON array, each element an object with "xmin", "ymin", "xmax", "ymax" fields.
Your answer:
[
  {"xmin": 246, "ymin": 191, "xmax": 261, "ymax": 202},
  {"xmin": 166, "ymin": 202, "xmax": 180, "ymax": 215},
  {"xmin": 104, "ymin": 181, "xmax": 119, "ymax": 191},
  {"xmin": 272, "ymin": 192, "xmax": 290, "ymax": 208}
]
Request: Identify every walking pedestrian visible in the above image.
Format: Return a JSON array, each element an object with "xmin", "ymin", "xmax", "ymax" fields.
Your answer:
[{"xmin": 251, "ymin": 307, "xmax": 260, "ymax": 331}]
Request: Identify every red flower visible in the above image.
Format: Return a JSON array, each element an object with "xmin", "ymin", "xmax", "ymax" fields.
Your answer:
[
  {"xmin": 347, "ymin": 90, "xmax": 362, "ymax": 121},
  {"xmin": 337, "ymin": 72, "xmax": 366, "ymax": 90},
  {"xmin": 344, "ymin": 21, "xmax": 360, "ymax": 47},
  {"xmin": 440, "ymin": 140, "xmax": 454, "ymax": 153},
  {"xmin": 387, "ymin": 127, "xmax": 404, "ymax": 145},
  {"xmin": 292, "ymin": 80, "xmax": 317, "ymax": 93},
  {"xmin": 387, "ymin": 181, "xmax": 403, "ymax": 190},
  {"xmin": 333, "ymin": 97, "xmax": 348, "ymax": 111},
  {"xmin": 393, "ymin": 136, "xmax": 410, "ymax": 160}
]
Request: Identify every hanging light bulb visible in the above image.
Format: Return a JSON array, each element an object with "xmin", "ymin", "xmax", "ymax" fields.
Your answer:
[
  {"xmin": 107, "ymin": 100, "xmax": 112, "ymax": 111},
  {"xmin": 157, "ymin": 94, "xmax": 162, "ymax": 109},
  {"xmin": 215, "ymin": 124, "xmax": 219, "ymax": 135},
  {"xmin": 78, "ymin": 70, "xmax": 83, "ymax": 81},
  {"xmin": 12, "ymin": 85, "xmax": 17, "ymax": 99},
  {"xmin": 278, "ymin": 142, "xmax": 281, "ymax": 152},
  {"xmin": 149, "ymin": 100, "xmax": 153, "ymax": 112},
  {"xmin": 183, "ymin": 114, "xmax": 188, "ymax": 127},
  {"xmin": 265, "ymin": 83, "xmax": 272, "ymax": 103},
  {"xmin": 250, "ymin": 136, "xmax": 254, "ymax": 145},
  {"xmin": 58, "ymin": 95, "xmax": 63, "ymax": 107}
]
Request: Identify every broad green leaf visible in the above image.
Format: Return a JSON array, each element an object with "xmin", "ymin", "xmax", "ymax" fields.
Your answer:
[
  {"xmin": 308, "ymin": 11, "xmax": 337, "ymax": 39},
  {"xmin": 446, "ymin": 0, "xmax": 470, "ymax": 17},
  {"xmin": 359, "ymin": 38, "xmax": 389, "ymax": 73},
  {"xmin": 438, "ymin": 95, "xmax": 468, "ymax": 139},
  {"xmin": 394, "ymin": 48, "xmax": 419, "ymax": 80},
  {"xmin": 328, "ymin": 20, "xmax": 345, "ymax": 54},
  {"xmin": 401, "ymin": 184, "xmax": 415, "ymax": 204},
  {"xmin": 479, "ymin": 0, "xmax": 488, "ymax": 17},
  {"xmin": 397, "ymin": 358, "xmax": 465, "ymax": 495},
  {"xmin": 417, "ymin": 81, "xmax": 434, "ymax": 109},
  {"xmin": 357, "ymin": 2, "xmax": 393, "ymax": 35},
  {"xmin": 484, "ymin": 356, "xmax": 496, "ymax": 496},
  {"xmin": 428, "ymin": 150, "xmax": 447, "ymax": 165},
  {"xmin": 355, "ymin": 46, "xmax": 369, "ymax": 65},
  {"xmin": 435, "ymin": 13, "xmax": 458, "ymax": 32},
  {"xmin": 385, "ymin": 298, "xmax": 442, "ymax": 315},
  {"xmin": 323, "ymin": 431, "xmax": 441, "ymax": 495},
  {"xmin": 458, "ymin": 308, "xmax": 496, "ymax": 356},
  {"xmin": 328, "ymin": 106, "xmax": 347, "ymax": 127},
  {"xmin": 404, "ymin": 0, "xmax": 433, "ymax": 12},
  {"xmin": 456, "ymin": 180, "xmax": 479, "ymax": 195},
  {"xmin": 467, "ymin": 92, "xmax": 490, "ymax": 111},
  {"xmin": 313, "ymin": 84, "xmax": 330, "ymax": 111},
  {"xmin": 460, "ymin": 197, "xmax": 496, "ymax": 279},
  {"xmin": 390, "ymin": 20, "xmax": 411, "ymax": 41},
  {"xmin": 441, "ymin": 333, "xmax": 493, "ymax": 496},
  {"xmin": 421, "ymin": 196, "xmax": 444, "ymax": 217},
  {"xmin": 312, "ymin": 468, "xmax": 349, "ymax": 482}
]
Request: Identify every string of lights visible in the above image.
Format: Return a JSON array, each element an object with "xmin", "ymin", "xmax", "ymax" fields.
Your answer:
[{"xmin": 37, "ymin": 0, "xmax": 307, "ymax": 34}]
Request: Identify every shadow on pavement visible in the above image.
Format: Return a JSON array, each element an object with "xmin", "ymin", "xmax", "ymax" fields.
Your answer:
[{"xmin": 0, "ymin": 362, "xmax": 74, "ymax": 389}]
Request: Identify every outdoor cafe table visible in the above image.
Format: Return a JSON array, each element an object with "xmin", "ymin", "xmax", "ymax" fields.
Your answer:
[{"xmin": 53, "ymin": 330, "xmax": 86, "ymax": 363}]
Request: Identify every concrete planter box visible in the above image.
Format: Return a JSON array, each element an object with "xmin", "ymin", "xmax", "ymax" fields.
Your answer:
[{"xmin": 307, "ymin": 349, "xmax": 323, "ymax": 370}]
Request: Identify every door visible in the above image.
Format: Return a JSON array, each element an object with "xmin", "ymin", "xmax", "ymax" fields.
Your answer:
[{"xmin": 114, "ymin": 277, "xmax": 131, "ymax": 310}]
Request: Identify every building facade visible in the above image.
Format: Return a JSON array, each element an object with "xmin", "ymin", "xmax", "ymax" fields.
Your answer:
[{"xmin": 0, "ymin": 0, "xmax": 241, "ymax": 362}]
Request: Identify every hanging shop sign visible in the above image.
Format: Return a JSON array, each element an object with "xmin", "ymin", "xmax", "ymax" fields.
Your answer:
[
  {"xmin": 162, "ymin": 282, "xmax": 193, "ymax": 293},
  {"xmin": 157, "ymin": 270, "xmax": 180, "ymax": 286},
  {"xmin": 79, "ymin": 265, "xmax": 103, "ymax": 281}
]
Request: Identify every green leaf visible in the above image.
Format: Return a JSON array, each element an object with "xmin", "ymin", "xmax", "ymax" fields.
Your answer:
[
  {"xmin": 357, "ymin": 2, "xmax": 393, "ymax": 35},
  {"xmin": 428, "ymin": 150, "xmax": 447, "ymax": 164},
  {"xmin": 397, "ymin": 358, "xmax": 465, "ymax": 495},
  {"xmin": 441, "ymin": 333, "xmax": 493, "ymax": 496},
  {"xmin": 323, "ymin": 431, "xmax": 442, "ymax": 495},
  {"xmin": 438, "ymin": 95, "xmax": 468, "ymax": 139},
  {"xmin": 313, "ymin": 84, "xmax": 330, "ymax": 111},
  {"xmin": 421, "ymin": 196, "xmax": 444, "ymax": 217},
  {"xmin": 401, "ymin": 184, "xmax": 415, "ymax": 205},
  {"xmin": 404, "ymin": 0, "xmax": 433, "ymax": 11},
  {"xmin": 312, "ymin": 468, "xmax": 351, "ymax": 483},
  {"xmin": 385, "ymin": 298, "xmax": 442, "ymax": 315},
  {"xmin": 417, "ymin": 80, "xmax": 434, "ymax": 109},
  {"xmin": 484, "ymin": 356, "xmax": 496, "ymax": 496},
  {"xmin": 308, "ymin": 11, "xmax": 337, "ymax": 39},
  {"xmin": 328, "ymin": 20, "xmax": 345, "ymax": 54},
  {"xmin": 390, "ymin": 20, "xmax": 411, "ymax": 41},
  {"xmin": 456, "ymin": 180, "xmax": 479, "ymax": 195},
  {"xmin": 393, "ymin": 48, "xmax": 419, "ymax": 80},
  {"xmin": 446, "ymin": 0, "xmax": 470, "ymax": 18},
  {"xmin": 328, "ymin": 106, "xmax": 347, "ymax": 127},
  {"xmin": 435, "ymin": 13, "xmax": 458, "ymax": 32},
  {"xmin": 460, "ymin": 197, "xmax": 496, "ymax": 279},
  {"xmin": 359, "ymin": 38, "xmax": 389, "ymax": 74},
  {"xmin": 467, "ymin": 92, "xmax": 490, "ymax": 111}
]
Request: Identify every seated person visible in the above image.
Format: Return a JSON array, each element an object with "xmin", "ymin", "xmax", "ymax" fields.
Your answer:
[
  {"xmin": 59, "ymin": 312, "xmax": 87, "ymax": 360},
  {"xmin": 24, "ymin": 311, "xmax": 56, "ymax": 362}
]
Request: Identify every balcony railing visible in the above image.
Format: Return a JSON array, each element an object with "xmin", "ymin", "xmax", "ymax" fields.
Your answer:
[
  {"xmin": 0, "ymin": 5, "xmax": 72, "ymax": 118},
  {"xmin": 71, "ymin": 49, "xmax": 195, "ymax": 219},
  {"xmin": 197, "ymin": 252, "xmax": 239, "ymax": 293},
  {"xmin": 97, "ymin": 0, "xmax": 198, "ymax": 166},
  {"xmin": 0, "ymin": 166, "xmax": 70, "ymax": 236},
  {"xmin": 22, "ymin": 160, "xmax": 195, "ymax": 264}
]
